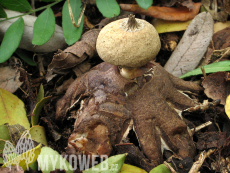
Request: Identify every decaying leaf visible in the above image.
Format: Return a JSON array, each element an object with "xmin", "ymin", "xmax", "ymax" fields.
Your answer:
[
  {"xmin": 196, "ymin": 132, "xmax": 226, "ymax": 150},
  {"xmin": 0, "ymin": 166, "xmax": 24, "ymax": 173},
  {"xmin": 0, "ymin": 10, "xmax": 66, "ymax": 52},
  {"xmin": 120, "ymin": 3, "xmax": 201, "ymax": 21},
  {"xmin": 160, "ymin": 0, "xmax": 195, "ymax": 9},
  {"xmin": 160, "ymin": 33, "xmax": 179, "ymax": 51},
  {"xmin": 47, "ymin": 29, "xmax": 100, "ymax": 75},
  {"xmin": 202, "ymin": 72, "xmax": 230, "ymax": 105},
  {"xmin": 202, "ymin": 0, "xmax": 230, "ymax": 22},
  {"xmin": 0, "ymin": 66, "xmax": 23, "ymax": 93},
  {"xmin": 212, "ymin": 26, "xmax": 230, "ymax": 50},
  {"xmin": 164, "ymin": 12, "xmax": 214, "ymax": 77}
]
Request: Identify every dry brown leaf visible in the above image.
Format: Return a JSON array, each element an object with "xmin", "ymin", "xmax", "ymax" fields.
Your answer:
[
  {"xmin": 160, "ymin": 0, "xmax": 194, "ymax": 9},
  {"xmin": 120, "ymin": 3, "xmax": 201, "ymax": 21},
  {"xmin": 164, "ymin": 12, "xmax": 214, "ymax": 77},
  {"xmin": 202, "ymin": 0, "xmax": 230, "ymax": 22},
  {"xmin": 202, "ymin": 72, "xmax": 230, "ymax": 105},
  {"xmin": 212, "ymin": 26, "xmax": 230, "ymax": 50},
  {"xmin": 56, "ymin": 77, "xmax": 75, "ymax": 94},
  {"xmin": 0, "ymin": 66, "xmax": 23, "ymax": 93},
  {"xmin": 47, "ymin": 29, "xmax": 100, "ymax": 76}
]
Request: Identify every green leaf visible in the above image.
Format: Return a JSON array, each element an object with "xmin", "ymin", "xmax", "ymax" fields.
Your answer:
[
  {"xmin": 15, "ymin": 49, "xmax": 37, "ymax": 66},
  {"xmin": 0, "ymin": 88, "xmax": 30, "ymax": 129},
  {"xmin": 32, "ymin": 96, "xmax": 52, "ymax": 126},
  {"xmin": 41, "ymin": 0, "xmax": 56, "ymax": 2},
  {"xmin": 37, "ymin": 147, "xmax": 73, "ymax": 173},
  {"xmin": 37, "ymin": 84, "xmax": 44, "ymax": 103},
  {"xmin": 0, "ymin": 0, "xmax": 31, "ymax": 12},
  {"xmin": 83, "ymin": 153, "xmax": 127, "ymax": 173},
  {"xmin": 179, "ymin": 60, "xmax": 230, "ymax": 78},
  {"xmin": 29, "ymin": 125, "xmax": 48, "ymax": 146},
  {"xmin": 0, "ymin": 17, "xmax": 24, "ymax": 63},
  {"xmin": 120, "ymin": 163, "xmax": 147, "ymax": 173},
  {"xmin": 149, "ymin": 163, "xmax": 171, "ymax": 173},
  {"xmin": 0, "ymin": 157, "xmax": 3, "ymax": 164},
  {"xmin": 95, "ymin": 0, "xmax": 120, "ymax": 18},
  {"xmin": 62, "ymin": 0, "xmax": 84, "ymax": 45},
  {"xmin": 0, "ymin": 6, "xmax": 7, "ymax": 18},
  {"xmin": 32, "ymin": 8, "xmax": 55, "ymax": 46},
  {"xmin": 136, "ymin": 0, "xmax": 153, "ymax": 10}
]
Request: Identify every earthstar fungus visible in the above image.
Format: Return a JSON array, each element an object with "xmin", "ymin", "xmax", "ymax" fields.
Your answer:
[
  {"xmin": 96, "ymin": 14, "xmax": 161, "ymax": 79},
  {"xmin": 56, "ymin": 15, "xmax": 203, "ymax": 168}
]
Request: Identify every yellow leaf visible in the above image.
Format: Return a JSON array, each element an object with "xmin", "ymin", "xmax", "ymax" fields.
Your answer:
[
  {"xmin": 214, "ymin": 21, "xmax": 230, "ymax": 33},
  {"xmin": 2, "ymin": 143, "xmax": 42, "ymax": 170},
  {"xmin": 119, "ymin": 164, "xmax": 147, "ymax": 173},
  {"xmin": 152, "ymin": 19, "xmax": 192, "ymax": 33},
  {"xmin": 225, "ymin": 94, "xmax": 230, "ymax": 119},
  {"xmin": 0, "ymin": 88, "xmax": 30, "ymax": 129}
]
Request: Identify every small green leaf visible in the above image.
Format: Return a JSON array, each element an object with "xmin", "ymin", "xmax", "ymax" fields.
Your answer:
[
  {"xmin": 15, "ymin": 49, "xmax": 37, "ymax": 66},
  {"xmin": 0, "ymin": 17, "xmax": 24, "ymax": 63},
  {"xmin": 37, "ymin": 84, "xmax": 44, "ymax": 103},
  {"xmin": 136, "ymin": 0, "xmax": 153, "ymax": 10},
  {"xmin": 32, "ymin": 96, "xmax": 52, "ymax": 126},
  {"xmin": 120, "ymin": 163, "xmax": 147, "ymax": 173},
  {"xmin": 37, "ymin": 147, "xmax": 73, "ymax": 173},
  {"xmin": 41, "ymin": 0, "xmax": 56, "ymax": 2},
  {"xmin": 32, "ymin": 8, "xmax": 55, "ymax": 46},
  {"xmin": 29, "ymin": 125, "xmax": 48, "ymax": 146},
  {"xmin": 0, "ymin": 0, "xmax": 31, "ymax": 12},
  {"xmin": 62, "ymin": 0, "xmax": 84, "ymax": 45},
  {"xmin": 83, "ymin": 153, "xmax": 127, "ymax": 173},
  {"xmin": 0, "ymin": 157, "xmax": 3, "ymax": 164},
  {"xmin": 180, "ymin": 60, "xmax": 230, "ymax": 78},
  {"xmin": 95, "ymin": 0, "xmax": 120, "ymax": 18},
  {"xmin": 149, "ymin": 163, "xmax": 171, "ymax": 173},
  {"xmin": 0, "ymin": 6, "xmax": 7, "ymax": 18}
]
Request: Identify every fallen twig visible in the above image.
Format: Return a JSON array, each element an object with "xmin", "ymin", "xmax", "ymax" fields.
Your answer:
[{"xmin": 188, "ymin": 149, "xmax": 216, "ymax": 173}]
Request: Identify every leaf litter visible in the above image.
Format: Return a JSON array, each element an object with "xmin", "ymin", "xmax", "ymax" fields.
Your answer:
[{"xmin": 2, "ymin": 1, "xmax": 230, "ymax": 172}]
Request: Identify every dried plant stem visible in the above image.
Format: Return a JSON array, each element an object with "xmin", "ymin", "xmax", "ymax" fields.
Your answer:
[
  {"xmin": 188, "ymin": 149, "xmax": 216, "ymax": 173},
  {"xmin": 37, "ymin": 55, "xmax": 45, "ymax": 76},
  {"xmin": 164, "ymin": 161, "xmax": 177, "ymax": 173},
  {"xmin": 189, "ymin": 121, "xmax": 212, "ymax": 136},
  {"xmin": 67, "ymin": 0, "xmax": 86, "ymax": 28}
]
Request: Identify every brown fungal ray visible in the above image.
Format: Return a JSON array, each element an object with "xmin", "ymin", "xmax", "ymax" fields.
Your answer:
[{"xmin": 56, "ymin": 62, "xmax": 203, "ymax": 166}]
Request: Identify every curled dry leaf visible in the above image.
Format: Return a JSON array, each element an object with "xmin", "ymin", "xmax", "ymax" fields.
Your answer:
[
  {"xmin": 56, "ymin": 62, "xmax": 202, "ymax": 167},
  {"xmin": 196, "ymin": 132, "xmax": 226, "ymax": 150},
  {"xmin": 120, "ymin": 3, "xmax": 201, "ymax": 21},
  {"xmin": 202, "ymin": 72, "xmax": 230, "ymax": 105},
  {"xmin": 0, "ymin": 10, "xmax": 66, "ymax": 52},
  {"xmin": 47, "ymin": 29, "xmax": 100, "ymax": 75},
  {"xmin": 202, "ymin": 0, "xmax": 230, "ymax": 22},
  {"xmin": 0, "ymin": 66, "xmax": 23, "ymax": 93},
  {"xmin": 164, "ymin": 12, "xmax": 214, "ymax": 77},
  {"xmin": 212, "ymin": 26, "xmax": 230, "ymax": 50},
  {"xmin": 160, "ymin": 0, "xmax": 195, "ymax": 9}
]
